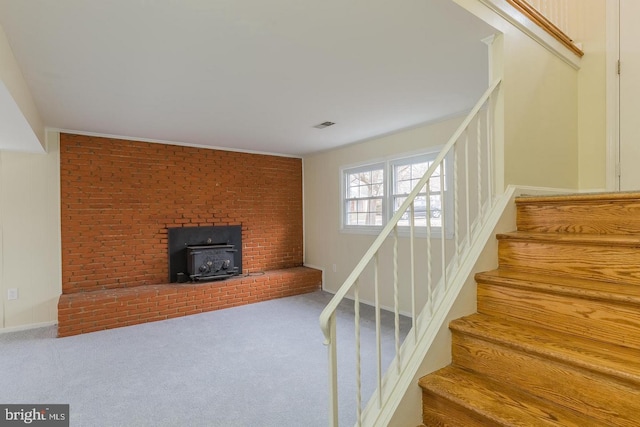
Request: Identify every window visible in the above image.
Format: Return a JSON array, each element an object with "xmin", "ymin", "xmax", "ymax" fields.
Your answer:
[
  {"xmin": 344, "ymin": 164, "xmax": 385, "ymax": 226},
  {"xmin": 342, "ymin": 149, "xmax": 450, "ymax": 234}
]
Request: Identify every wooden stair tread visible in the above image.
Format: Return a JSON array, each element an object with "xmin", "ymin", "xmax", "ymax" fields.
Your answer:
[
  {"xmin": 496, "ymin": 231, "xmax": 640, "ymax": 247},
  {"xmin": 419, "ymin": 366, "xmax": 599, "ymax": 427},
  {"xmin": 475, "ymin": 268, "xmax": 640, "ymax": 305},
  {"xmin": 451, "ymin": 313, "xmax": 640, "ymax": 386}
]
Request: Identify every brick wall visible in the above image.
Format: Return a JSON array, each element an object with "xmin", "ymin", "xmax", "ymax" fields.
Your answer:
[{"xmin": 60, "ymin": 133, "xmax": 304, "ymax": 294}]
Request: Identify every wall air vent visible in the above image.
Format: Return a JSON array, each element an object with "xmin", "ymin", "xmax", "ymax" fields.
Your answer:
[{"xmin": 313, "ymin": 121, "xmax": 335, "ymax": 129}]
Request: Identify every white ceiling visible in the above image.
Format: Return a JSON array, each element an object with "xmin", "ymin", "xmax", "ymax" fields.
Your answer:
[{"xmin": 0, "ymin": 0, "xmax": 496, "ymax": 156}]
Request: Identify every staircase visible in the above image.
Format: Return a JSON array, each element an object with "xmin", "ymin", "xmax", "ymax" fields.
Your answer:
[{"xmin": 418, "ymin": 192, "xmax": 640, "ymax": 426}]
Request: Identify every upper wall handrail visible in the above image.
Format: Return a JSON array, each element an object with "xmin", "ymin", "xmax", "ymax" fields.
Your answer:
[{"xmin": 506, "ymin": 0, "xmax": 583, "ymax": 57}]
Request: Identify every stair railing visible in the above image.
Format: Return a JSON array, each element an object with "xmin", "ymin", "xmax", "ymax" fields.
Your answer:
[
  {"xmin": 319, "ymin": 78, "xmax": 502, "ymax": 426},
  {"xmin": 504, "ymin": 0, "xmax": 582, "ymax": 57}
]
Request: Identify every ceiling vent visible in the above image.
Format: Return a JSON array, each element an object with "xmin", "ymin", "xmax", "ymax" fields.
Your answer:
[{"xmin": 313, "ymin": 121, "xmax": 335, "ymax": 129}]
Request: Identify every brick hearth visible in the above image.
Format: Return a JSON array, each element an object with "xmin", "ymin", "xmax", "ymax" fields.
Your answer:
[{"xmin": 58, "ymin": 267, "xmax": 321, "ymax": 337}]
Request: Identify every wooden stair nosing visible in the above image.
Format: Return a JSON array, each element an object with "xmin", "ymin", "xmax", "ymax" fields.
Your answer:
[
  {"xmin": 496, "ymin": 231, "xmax": 640, "ymax": 247},
  {"xmin": 515, "ymin": 192, "xmax": 640, "ymax": 204},
  {"xmin": 475, "ymin": 269, "xmax": 640, "ymax": 306},
  {"xmin": 419, "ymin": 366, "xmax": 600, "ymax": 427},
  {"xmin": 450, "ymin": 313, "xmax": 640, "ymax": 387}
]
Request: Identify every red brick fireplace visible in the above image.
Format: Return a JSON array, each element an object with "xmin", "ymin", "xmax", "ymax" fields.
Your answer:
[{"xmin": 57, "ymin": 133, "xmax": 321, "ymax": 337}]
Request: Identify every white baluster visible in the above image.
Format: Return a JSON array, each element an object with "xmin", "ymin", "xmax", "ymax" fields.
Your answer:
[
  {"xmin": 374, "ymin": 252, "xmax": 382, "ymax": 408},
  {"xmin": 393, "ymin": 225, "xmax": 400, "ymax": 373},
  {"xmin": 542, "ymin": 1, "xmax": 550, "ymax": 21},
  {"xmin": 487, "ymin": 99, "xmax": 494, "ymax": 204},
  {"xmin": 454, "ymin": 135, "xmax": 461, "ymax": 263},
  {"xmin": 327, "ymin": 314, "xmax": 338, "ymax": 427},
  {"xmin": 465, "ymin": 126, "xmax": 471, "ymax": 249},
  {"xmin": 563, "ymin": 0, "xmax": 570, "ymax": 37},
  {"xmin": 440, "ymin": 165, "xmax": 446, "ymax": 291},
  {"xmin": 410, "ymin": 202, "xmax": 417, "ymax": 342},
  {"xmin": 426, "ymin": 181, "xmax": 433, "ymax": 315},
  {"xmin": 355, "ymin": 279, "xmax": 361, "ymax": 426},
  {"xmin": 477, "ymin": 111, "xmax": 483, "ymax": 219}
]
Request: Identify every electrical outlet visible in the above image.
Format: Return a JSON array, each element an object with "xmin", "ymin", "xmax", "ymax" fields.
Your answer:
[
  {"xmin": 332, "ymin": 264, "xmax": 337, "ymax": 273},
  {"xmin": 7, "ymin": 288, "xmax": 18, "ymax": 300}
]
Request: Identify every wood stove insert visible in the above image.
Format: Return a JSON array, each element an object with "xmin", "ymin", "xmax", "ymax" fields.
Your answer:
[{"xmin": 167, "ymin": 225, "xmax": 242, "ymax": 283}]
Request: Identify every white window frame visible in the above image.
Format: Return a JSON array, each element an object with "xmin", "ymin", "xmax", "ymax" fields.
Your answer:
[{"xmin": 340, "ymin": 148, "xmax": 453, "ymax": 238}]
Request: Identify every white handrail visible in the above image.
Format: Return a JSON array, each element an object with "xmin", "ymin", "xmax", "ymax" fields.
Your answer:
[{"xmin": 319, "ymin": 78, "xmax": 502, "ymax": 426}]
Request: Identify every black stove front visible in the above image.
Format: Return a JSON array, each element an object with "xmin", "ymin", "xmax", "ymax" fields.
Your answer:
[
  {"xmin": 167, "ymin": 225, "xmax": 242, "ymax": 283},
  {"xmin": 186, "ymin": 244, "xmax": 238, "ymax": 281}
]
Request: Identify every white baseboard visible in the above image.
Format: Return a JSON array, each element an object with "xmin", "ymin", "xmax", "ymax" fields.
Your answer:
[
  {"xmin": 302, "ymin": 263, "xmax": 324, "ymax": 273},
  {"xmin": 0, "ymin": 321, "xmax": 57, "ymax": 335}
]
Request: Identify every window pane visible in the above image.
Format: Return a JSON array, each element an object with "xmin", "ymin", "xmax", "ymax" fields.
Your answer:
[
  {"xmin": 358, "ymin": 184, "xmax": 370, "ymax": 198},
  {"xmin": 345, "ymin": 197, "xmax": 383, "ymax": 226},
  {"xmin": 428, "ymin": 163, "xmax": 445, "ymax": 192},
  {"xmin": 345, "ymin": 166, "xmax": 384, "ymax": 227},
  {"xmin": 393, "ymin": 161, "xmax": 431, "ymax": 196},
  {"xmin": 412, "ymin": 163, "xmax": 425, "ymax": 175},
  {"xmin": 396, "ymin": 195, "xmax": 430, "ymax": 227},
  {"xmin": 396, "ymin": 179, "xmax": 412, "ymax": 194},
  {"xmin": 347, "ymin": 170, "xmax": 384, "ymax": 196},
  {"xmin": 371, "ymin": 182, "xmax": 383, "ymax": 197},
  {"xmin": 394, "ymin": 195, "xmax": 444, "ymax": 227},
  {"xmin": 394, "ymin": 196, "xmax": 407, "ymax": 214}
]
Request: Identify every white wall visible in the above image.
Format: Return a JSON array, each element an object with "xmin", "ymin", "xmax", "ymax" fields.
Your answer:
[
  {"xmin": 0, "ymin": 130, "xmax": 61, "ymax": 330},
  {"xmin": 0, "ymin": 23, "xmax": 45, "ymax": 151},
  {"xmin": 0, "ymin": 21, "xmax": 62, "ymax": 331}
]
